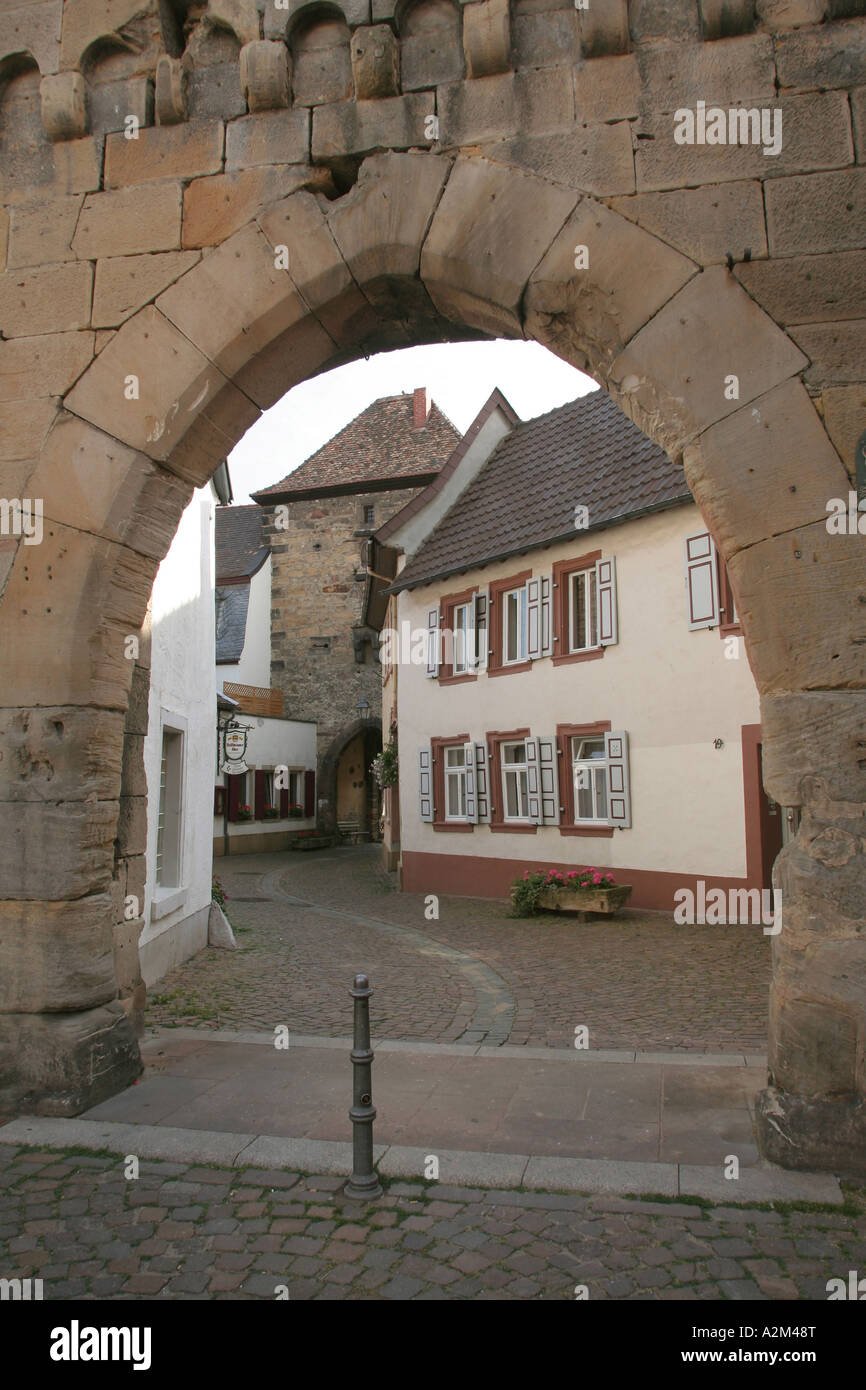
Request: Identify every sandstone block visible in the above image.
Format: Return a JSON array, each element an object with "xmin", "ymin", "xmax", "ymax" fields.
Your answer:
[
  {"xmin": 400, "ymin": 30, "xmax": 464, "ymax": 92},
  {"xmin": 24, "ymin": 413, "xmax": 191, "ymax": 558},
  {"xmin": 0, "ymin": 332, "xmax": 94, "ymax": 402},
  {"xmin": 635, "ymin": 91, "xmax": 853, "ymax": 192},
  {"xmin": 0, "ymin": 705, "xmax": 125, "ymax": 803},
  {"xmin": 682, "ymin": 378, "xmax": 850, "ymax": 555},
  {"xmin": 114, "ymin": 915, "xmax": 144, "ymax": 996},
  {"xmin": 577, "ymin": 0, "xmax": 629, "ymax": 57},
  {"xmin": 209, "ymin": 900, "xmax": 238, "ymax": 949},
  {"xmin": 0, "ymin": 1, "xmax": 62, "ymax": 76},
  {"xmin": 574, "ymin": 53, "xmax": 640, "ymax": 123},
  {"xmin": 0, "ymin": 399, "xmax": 58, "ymax": 460},
  {"xmin": 608, "ymin": 267, "xmax": 808, "ymax": 460},
  {"xmin": 240, "ymin": 39, "xmax": 291, "ymax": 111},
  {"xmin": 736, "ymin": 250, "xmax": 866, "ymax": 326},
  {"xmin": 125, "ymin": 854, "xmax": 147, "ymax": 906},
  {"xmin": 422, "ymin": 155, "xmax": 579, "ymax": 337},
  {"xmin": 629, "ymin": 0, "xmax": 701, "ymax": 44},
  {"xmin": 155, "ymin": 54, "xmax": 189, "ymax": 125},
  {"xmin": 206, "ymin": 0, "xmax": 261, "ymax": 45},
  {"xmin": 259, "ymin": 188, "xmax": 352, "ymax": 312},
  {"xmin": 188, "ymin": 59, "xmax": 247, "ymax": 122},
  {"xmin": 40, "ymin": 71, "xmax": 87, "ymax": 141},
  {"xmin": 92, "ymin": 250, "xmax": 201, "ymax": 328},
  {"xmin": 312, "ymin": 93, "xmax": 434, "ymax": 159},
  {"xmin": 755, "ymin": 1087, "xmax": 866, "ymax": 1182},
  {"xmin": 264, "ymin": 0, "xmax": 370, "ymax": 26},
  {"xmin": 163, "ymin": 376, "xmax": 260, "ymax": 485},
  {"xmin": 157, "ymin": 222, "xmax": 308, "ymax": 379},
  {"xmin": 698, "ymin": 0, "xmax": 756, "ymax": 39},
  {"xmin": 0, "ymin": 1002, "xmax": 141, "ymax": 1116},
  {"xmin": 327, "ymin": 152, "xmax": 449, "ymax": 289},
  {"xmin": 821, "ymin": 383, "xmax": 866, "ymax": 468},
  {"xmin": 462, "ymin": 0, "xmax": 511, "ymax": 79},
  {"xmin": 0, "ymin": 209, "xmax": 7, "ymax": 272},
  {"xmin": 72, "ymin": 183, "xmax": 182, "ymax": 260},
  {"xmin": 225, "ymin": 107, "xmax": 309, "ymax": 169},
  {"xmin": 853, "ymin": 86, "xmax": 866, "ymax": 164},
  {"xmin": 292, "ymin": 27, "xmax": 353, "ymax": 108},
  {"xmin": 117, "ymin": 793, "xmax": 147, "ymax": 856},
  {"xmin": 0, "ymin": 797, "xmax": 117, "ymax": 899},
  {"xmin": 609, "ymin": 182, "xmax": 767, "ymax": 265},
  {"xmin": 0, "ymin": 135, "xmax": 100, "ymax": 207},
  {"xmin": 7, "ymin": 194, "xmax": 83, "ymax": 270},
  {"xmin": 637, "ymin": 34, "xmax": 775, "ymax": 114},
  {"xmin": 755, "ymin": 0, "xmax": 827, "ymax": 28},
  {"xmin": 104, "ymin": 120, "xmax": 224, "ymax": 187},
  {"xmin": 482, "ymin": 123, "xmax": 635, "ymax": 198},
  {"xmin": 64, "ymin": 304, "xmax": 237, "ymax": 464},
  {"xmin": 526, "ymin": 199, "xmax": 696, "ymax": 373},
  {"xmin": 231, "ymin": 313, "xmax": 338, "ymax": 410},
  {"xmin": 728, "ymin": 518, "xmax": 866, "ymax": 693},
  {"xmin": 182, "ymin": 164, "xmax": 331, "ymax": 249},
  {"xmin": 775, "ymin": 18, "xmax": 866, "ymax": 92},
  {"xmin": 351, "ymin": 25, "xmax": 400, "ymax": 99},
  {"xmin": 437, "ymin": 67, "xmax": 574, "ymax": 146},
  {"xmin": 789, "ymin": 320, "xmax": 866, "ymax": 385},
  {"xmin": 514, "ymin": 11, "xmax": 579, "ymax": 69},
  {"xmin": 0, "ymin": 896, "xmax": 117, "ymax": 1013},
  {"xmin": 0, "ymin": 261, "xmax": 93, "ymax": 337},
  {"xmin": 58, "ymin": 0, "xmax": 163, "ymax": 70},
  {"xmin": 761, "ymin": 691, "xmax": 866, "ymax": 807},
  {"xmin": 765, "ymin": 168, "xmax": 866, "ymax": 256},
  {"xmin": 87, "ymin": 75, "xmax": 153, "ymax": 139},
  {"xmin": 126, "ymin": 663, "xmax": 150, "ymax": 735}
]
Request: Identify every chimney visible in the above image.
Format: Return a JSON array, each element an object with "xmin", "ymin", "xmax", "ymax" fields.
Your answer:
[{"xmin": 412, "ymin": 387, "xmax": 430, "ymax": 429}]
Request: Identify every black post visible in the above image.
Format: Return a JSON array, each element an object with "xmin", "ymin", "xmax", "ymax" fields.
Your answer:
[{"xmin": 344, "ymin": 973, "xmax": 382, "ymax": 1201}]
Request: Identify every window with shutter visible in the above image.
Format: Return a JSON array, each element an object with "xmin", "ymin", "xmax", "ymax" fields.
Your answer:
[
  {"xmin": 426, "ymin": 606, "xmax": 440, "ymax": 677},
  {"xmin": 540, "ymin": 577, "xmax": 553, "ymax": 656},
  {"xmin": 552, "ymin": 552, "xmax": 605, "ymax": 667},
  {"xmin": 685, "ymin": 533, "xmax": 720, "ymax": 630},
  {"xmin": 474, "ymin": 741, "xmax": 490, "ymax": 822},
  {"xmin": 526, "ymin": 577, "xmax": 542, "ymax": 659},
  {"xmin": 537, "ymin": 736, "xmax": 560, "ymax": 825},
  {"xmin": 438, "ymin": 587, "xmax": 479, "ymax": 683},
  {"xmin": 474, "ymin": 591, "xmax": 489, "ymax": 671},
  {"xmin": 596, "ymin": 558, "xmax": 618, "ymax": 646},
  {"xmin": 463, "ymin": 742, "xmax": 478, "ymax": 823},
  {"xmin": 304, "ymin": 769, "xmax": 316, "ymax": 817},
  {"xmin": 605, "ymin": 730, "xmax": 632, "ymax": 828},
  {"xmin": 487, "ymin": 571, "xmax": 532, "ymax": 676}
]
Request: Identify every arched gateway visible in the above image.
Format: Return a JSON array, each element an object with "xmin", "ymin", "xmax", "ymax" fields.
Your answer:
[{"xmin": 0, "ymin": 0, "xmax": 864, "ymax": 1178}]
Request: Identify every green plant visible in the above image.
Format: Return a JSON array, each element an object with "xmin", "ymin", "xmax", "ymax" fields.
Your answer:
[
  {"xmin": 509, "ymin": 871, "xmax": 549, "ymax": 917},
  {"xmin": 262, "ymin": 805, "xmax": 279, "ymax": 820},
  {"xmin": 237, "ymin": 804, "xmax": 252, "ymax": 821},
  {"xmin": 211, "ymin": 876, "xmax": 228, "ymax": 908},
  {"xmin": 371, "ymin": 739, "xmax": 398, "ymax": 789}
]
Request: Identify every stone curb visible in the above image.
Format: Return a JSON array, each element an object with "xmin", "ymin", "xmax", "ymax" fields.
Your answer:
[{"xmin": 0, "ymin": 1116, "xmax": 844, "ymax": 1205}]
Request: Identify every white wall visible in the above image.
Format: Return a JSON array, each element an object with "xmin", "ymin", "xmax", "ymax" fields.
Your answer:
[
  {"xmin": 397, "ymin": 501, "xmax": 761, "ymax": 879},
  {"xmin": 223, "ymin": 555, "xmax": 272, "ymax": 689},
  {"xmin": 140, "ymin": 484, "xmax": 217, "ymax": 984},
  {"xmin": 214, "ymin": 715, "xmax": 318, "ymax": 837}
]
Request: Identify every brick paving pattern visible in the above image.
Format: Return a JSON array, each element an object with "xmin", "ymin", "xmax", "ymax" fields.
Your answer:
[
  {"xmin": 147, "ymin": 848, "xmax": 770, "ymax": 1051},
  {"xmin": 0, "ymin": 1146, "xmax": 862, "ymax": 1301}
]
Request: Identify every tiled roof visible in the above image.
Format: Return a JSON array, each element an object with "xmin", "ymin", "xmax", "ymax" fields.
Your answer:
[
  {"xmin": 215, "ymin": 584, "xmax": 251, "ymax": 664},
  {"xmin": 391, "ymin": 390, "xmax": 691, "ymax": 592},
  {"xmin": 215, "ymin": 505, "xmax": 268, "ymax": 582},
  {"xmin": 251, "ymin": 393, "xmax": 461, "ymax": 500}
]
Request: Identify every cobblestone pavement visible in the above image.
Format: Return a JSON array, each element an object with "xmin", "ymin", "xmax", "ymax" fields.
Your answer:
[
  {"xmin": 1, "ymin": 1145, "xmax": 862, "ymax": 1301},
  {"xmin": 146, "ymin": 848, "xmax": 770, "ymax": 1051}
]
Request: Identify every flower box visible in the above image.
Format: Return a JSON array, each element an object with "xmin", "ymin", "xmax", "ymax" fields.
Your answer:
[
  {"xmin": 535, "ymin": 885, "xmax": 632, "ymax": 917},
  {"xmin": 291, "ymin": 834, "xmax": 334, "ymax": 852}
]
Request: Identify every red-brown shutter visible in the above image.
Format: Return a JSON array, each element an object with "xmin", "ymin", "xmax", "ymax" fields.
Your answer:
[
  {"xmin": 227, "ymin": 775, "xmax": 241, "ymax": 822},
  {"xmin": 304, "ymin": 769, "xmax": 316, "ymax": 817},
  {"xmin": 280, "ymin": 786, "xmax": 289, "ymax": 818},
  {"xmin": 254, "ymin": 770, "xmax": 266, "ymax": 820}
]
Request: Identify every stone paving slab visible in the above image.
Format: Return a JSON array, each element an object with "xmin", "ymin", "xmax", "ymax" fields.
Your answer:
[{"xmin": 0, "ymin": 1140, "xmax": 860, "ymax": 1301}]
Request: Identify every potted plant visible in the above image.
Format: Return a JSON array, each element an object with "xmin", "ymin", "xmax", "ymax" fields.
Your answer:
[
  {"xmin": 288, "ymin": 802, "xmax": 304, "ymax": 818},
  {"xmin": 262, "ymin": 805, "xmax": 279, "ymax": 820},
  {"xmin": 371, "ymin": 739, "xmax": 398, "ymax": 790},
  {"xmin": 510, "ymin": 867, "xmax": 632, "ymax": 918},
  {"xmin": 291, "ymin": 828, "xmax": 334, "ymax": 852},
  {"xmin": 237, "ymin": 804, "xmax": 252, "ymax": 822}
]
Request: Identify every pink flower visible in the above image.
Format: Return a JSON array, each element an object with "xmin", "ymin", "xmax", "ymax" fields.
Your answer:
[
  {"xmin": 566, "ymin": 871, "xmax": 578, "ymax": 880},
  {"xmin": 592, "ymin": 873, "xmax": 602, "ymax": 884}
]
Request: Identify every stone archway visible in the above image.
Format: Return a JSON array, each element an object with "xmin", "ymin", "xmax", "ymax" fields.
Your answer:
[
  {"xmin": 319, "ymin": 716, "xmax": 384, "ymax": 840},
  {"xmin": 0, "ymin": 1, "xmax": 864, "ymax": 1175}
]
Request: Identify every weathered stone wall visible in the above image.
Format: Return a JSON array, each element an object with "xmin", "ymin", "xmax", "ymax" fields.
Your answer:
[{"xmin": 0, "ymin": 0, "xmax": 864, "ymax": 1174}]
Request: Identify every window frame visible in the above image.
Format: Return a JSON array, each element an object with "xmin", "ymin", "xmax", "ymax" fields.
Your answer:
[
  {"xmin": 438, "ymin": 586, "xmax": 479, "ymax": 685},
  {"xmin": 430, "ymin": 733, "xmax": 473, "ymax": 832},
  {"xmin": 444, "ymin": 744, "xmax": 469, "ymax": 821},
  {"xmin": 555, "ymin": 721, "xmax": 614, "ymax": 837},
  {"xmin": 487, "ymin": 570, "xmax": 532, "ymax": 678},
  {"xmin": 501, "ymin": 739, "xmax": 531, "ymax": 822},
  {"xmin": 552, "ymin": 552, "xmax": 605, "ymax": 668},
  {"xmin": 486, "ymin": 727, "xmax": 537, "ymax": 833},
  {"xmin": 568, "ymin": 567, "xmax": 600, "ymax": 654},
  {"xmin": 571, "ymin": 735, "xmax": 610, "ymax": 826}
]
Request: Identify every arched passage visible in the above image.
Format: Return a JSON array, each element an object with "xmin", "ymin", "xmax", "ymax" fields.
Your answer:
[
  {"xmin": 319, "ymin": 715, "xmax": 384, "ymax": 841},
  {"xmin": 0, "ymin": 144, "xmax": 863, "ymax": 1174}
]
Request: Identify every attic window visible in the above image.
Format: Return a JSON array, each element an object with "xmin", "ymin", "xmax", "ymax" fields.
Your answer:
[{"xmin": 363, "ymin": 505, "xmax": 375, "ymax": 526}]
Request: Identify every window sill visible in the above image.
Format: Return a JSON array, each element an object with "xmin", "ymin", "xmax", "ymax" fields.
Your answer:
[
  {"xmin": 558, "ymin": 825, "xmax": 614, "ymax": 837},
  {"xmin": 552, "ymin": 648, "xmax": 604, "ymax": 667},
  {"xmin": 489, "ymin": 822, "xmax": 537, "ymax": 834},
  {"xmin": 433, "ymin": 821, "xmax": 474, "ymax": 832},
  {"xmin": 488, "ymin": 661, "xmax": 532, "ymax": 678},
  {"xmin": 152, "ymin": 887, "xmax": 188, "ymax": 920},
  {"xmin": 438, "ymin": 673, "xmax": 478, "ymax": 685}
]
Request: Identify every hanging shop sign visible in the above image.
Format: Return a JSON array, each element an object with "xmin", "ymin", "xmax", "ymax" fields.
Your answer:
[{"xmin": 220, "ymin": 723, "xmax": 249, "ymax": 775}]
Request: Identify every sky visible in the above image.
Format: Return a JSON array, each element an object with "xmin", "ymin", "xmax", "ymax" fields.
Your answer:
[{"xmin": 227, "ymin": 340, "xmax": 597, "ymax": 504}]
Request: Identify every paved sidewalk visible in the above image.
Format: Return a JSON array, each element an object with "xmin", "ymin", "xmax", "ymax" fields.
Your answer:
[
  {"xmin": 0, "ymin": 1141, "xmax": 862, "ymax": 1301},
  {"xmin": 151, "ymin": 848, "xmax": 771, "ymax": 1051}
]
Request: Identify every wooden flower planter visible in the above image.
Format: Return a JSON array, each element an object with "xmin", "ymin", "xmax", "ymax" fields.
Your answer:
[
  {"xmin": 291, "ymin": 835, "xmax": 334, "ymax": 852},
  {"xmin": 523, "ymin": 884, "xmax": 633, "ymax": 920}
]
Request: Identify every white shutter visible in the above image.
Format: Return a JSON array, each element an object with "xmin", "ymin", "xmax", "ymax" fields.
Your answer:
[
  {"xmin": 684, "ymin": 533, "xmax": 720, "ymax": 630},
  {"xmin": 474, "ymin": 742, "xmax": 490, "ymax": 822},
  {"xmin": 596, "ymin": 557, "xmax": 618, "ymax": 646},
  {"xmin": 605, "ymin": 730, "xmax": 631, "ymax": 829},
  {"xmin": 418, "ymin": 746, "xmax": 434, "ymax": 821},
  {"xmin": 463, "ymin": 742, "xmax": 478, "ymax": 823},
  {"xmin": 526, "ymin": 736, "xmax": 543, "ymax": 824},
  {"xmin": 540, "ymin": 576, "xmax": 553, "ymax": 656},
  {"xmin": 425, "ymin": 605, "xmax": 440, "ymax": 676},
  {"xmin": 537, "ymin": 736, "xmax": 560, "ymax": 825},
  {"xmin": 526, "ymin": 577, "xmax": 541, "ymax": 659},
  {"xmin": 474, "ymin": 590, "xmax": 489, "ymax": 671}
]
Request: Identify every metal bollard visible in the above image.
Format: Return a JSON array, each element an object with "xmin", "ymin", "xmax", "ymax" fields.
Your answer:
[{"xmin": 344, "ymin": 973, "xmax": 383, "ymax": 1201}]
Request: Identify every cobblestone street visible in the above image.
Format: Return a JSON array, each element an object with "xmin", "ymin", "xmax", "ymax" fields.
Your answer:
[
  {"xmin": 147, "ymin": 847, "xmax": 771, "ymax": 1052},
  {"xmin": 1, "ymin": 1145, "xmax": 863, "ymax": 1301}
]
